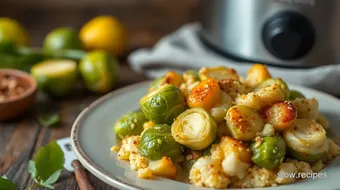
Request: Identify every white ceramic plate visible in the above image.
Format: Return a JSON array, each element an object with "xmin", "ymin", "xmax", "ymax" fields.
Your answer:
[{"xmin": 71, "ymin": 81, "xmax": 340, "ymax": 190}]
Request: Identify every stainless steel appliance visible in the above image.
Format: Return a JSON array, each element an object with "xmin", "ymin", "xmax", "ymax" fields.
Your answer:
[{"xmin": 199, "ymin": 0, "xmax": 340, "ymax": 67}]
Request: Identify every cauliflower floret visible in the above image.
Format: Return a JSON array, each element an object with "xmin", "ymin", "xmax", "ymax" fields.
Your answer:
[
  {"xmin": 222, "ymin": 152, "xmax": 250, "ymax": 179},
  {"xmin": 232, "ymin": 165, "xmax": 277, "ymax": 188},
  {"xmin": 210, "ymin": 92, "xmax": 233, "ymax": 122},
  {"xmin": 275, "ymin": 162, "xmax": 298, "ymax": 184},
  {"xmin": 180, "ymin": 81, "xmax": 199, "ymax": 97},
  {"xmin": 117, "ymin": 136, "xmax": 140, "ymax": 160},
  {"xmin": 129, "ymin": 153, "xmax": 149, "ymax": 170},
  {"xmin": 138, "ymin": 168, "xmax": 153, "ymax": 179},
  {"xmin": 327, "ymin": 138, "xmax": 340, "ymax": 160},
  {"xmin": 286, "ymin": 159, "xmax": 312, "ymax": 179},
  {"xmin": 218, "ymin": 78, "xmax": 248, "ymax": 99},
  {"xmin": 189, "ymin": 156, "xmax": 230, "ymax": 188},
  {"xmin": 311, "ymin": 160, "xmax": 325, "ymax": 173},
  {"xmin": 210, "ymin": 137, "xmax": 252, "ymax": 179},
  {"xmin": 259, "ymin": 123, "xmax": 275, "ymax": 137}
]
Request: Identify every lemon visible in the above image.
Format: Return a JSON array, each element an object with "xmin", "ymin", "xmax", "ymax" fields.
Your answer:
[
  {"xmin": 79, "ymin": 51, "xmax": 119, "ymax": 93},
  {"xmin": 0, "ymin": 17, "xmax": 29, "ymax": 46},
  {"xmin": 31, "ymin": 60, "xmax": 77, "ymax": 96},
  {"xmin": 80, "ymin": 16, "xmax": 127, "ymax": 56},
  {"xmin": 43, "ymin": 27, "xmax": 82, "ymax": 51}
]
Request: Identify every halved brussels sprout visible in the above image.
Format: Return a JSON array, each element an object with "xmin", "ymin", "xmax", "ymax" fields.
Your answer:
[
  {"xmin": 139, "ymin": 124, "xmax": 183, "ymax": 160},
  {"xmin": 226, "ymin": 105, "xmax": 264, "ymax": 140},
  {"xmin": 288, "ymin": 146, "xmax": 327, "ymax": 163},
  {"xmin": 284, "ymin": 119, "xmax": 329, "ymax": 162},
  {"xmin": 218, "ymin": 79, "xmax": 248, "ymax": 99},
  {"xmin": 149, "ymin": 76, "xmax": 163, "ymax": 91},
  {"xmin": 262, "ymin": 101, "xmax": 297, "ymax": 131},
  {"xmin": 289, "ymin": 90, "xmax": 305, "ymax": 100},
  {"xmin": 140, "ymin": 84, "xmax": 186, "ymax": 124},
  {"xmin": 149, "ymin": 71, "xmax": 183, "ymax": 92},
  {"xmin": 187, "ymin": 78, "xmax": 221, "ymax": 111},
  {"xmin": 171, "ymin": 108, "xmax": 217, "ymax": 150},
  {"xmin": 183, "ymin": 70, "xmax": 200, "ymax": 83},
  {"xmin": 114, "ymin": 111, "xmax": 147, "ymax": 139},
  {"xmin": 251, "ymin": 135, "xmax": 286, "ymax": 169},
  {"xmin": 254, "ymin": 78, "xmax": 290, "ymax": 99},
  {"xmin": 199, "ymin": 66, "xmax": 239, "ymax": 81},
  {"xmin": 292, "ymin": 98, "xmax": 319, "ymax": 119},
  {"xmin": 245, "ymin": 64, "xmax": 272, "ymax": 88},
  {"xmin": 235, "ymin": 84, "xmax": 285, "ymax": 110},
  {"xmin": 316, "ymin": 113, "xmax": 329, "ymax": 130}
]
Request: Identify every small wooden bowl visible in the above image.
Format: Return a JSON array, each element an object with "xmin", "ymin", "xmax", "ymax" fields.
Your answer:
[{"xmin": 0, "ymin": 69, "xmax": 37, "ymax": 121}]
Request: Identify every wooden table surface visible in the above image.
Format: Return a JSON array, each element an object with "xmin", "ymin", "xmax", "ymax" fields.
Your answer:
[
  {"xmin": 0, "ymin": 1, "xmax": 200, "ymax": 189},
  {"xmin": 0, "ymin": 62, "xmax": 149, "ymax": 190}
]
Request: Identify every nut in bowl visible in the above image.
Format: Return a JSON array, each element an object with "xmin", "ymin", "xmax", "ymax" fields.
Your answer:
[{"xmin": 0, "ymin": 69, "xmax": 37, "ymax": 121}]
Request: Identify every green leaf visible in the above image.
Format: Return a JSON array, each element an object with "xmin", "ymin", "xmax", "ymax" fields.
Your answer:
[
  {"xmin": 41, "ymin": 183, "xmax": 54, "ymax": 189},
  {"xmin": 34, "ymin": 141, "xmax": 64, "ymax": 182},
  {"xmin": 42, "ymin": 169, "xmax": 62, "ymax": 185},
  {"xmin": 28, "ymin": 160, "xmax": 37, "ymax": 179},
  {"xmin": 1, "ymin": 175, "xmax": 8, "ymax": 179},
  {"xmin": 0, "ymin": 176, "xmax": 16, "ymax": 190},
  {"xmin": 37, "ymin": 113, "xmax": 60, "ymax": 127}
]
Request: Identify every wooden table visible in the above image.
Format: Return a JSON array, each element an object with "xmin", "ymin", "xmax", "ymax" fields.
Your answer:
[
  {"xmin": 0, "ymin": 62, "xmax": 149, "ymax": 190},
  {"xmin": 0, "ymin": 1, "xmax": 201, "ymax": 189}
]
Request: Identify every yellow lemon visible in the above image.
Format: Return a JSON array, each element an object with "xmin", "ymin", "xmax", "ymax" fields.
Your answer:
[
  {"xmin": 0, "ymin": 17, "xmax": 29, "ymax": 46},
  {"xmin": 80, "ymin": 16, "xmax": 127, "ymax": 56}
]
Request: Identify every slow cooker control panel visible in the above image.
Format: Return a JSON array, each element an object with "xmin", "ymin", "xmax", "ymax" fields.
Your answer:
[{"xmin": 262, "ymin": 12, "xmax": 315, "ymax": 60}]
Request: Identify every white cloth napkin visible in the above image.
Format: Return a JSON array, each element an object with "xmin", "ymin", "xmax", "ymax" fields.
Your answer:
[{"xmin": 128, "ymin": 23, "xmax": 340, "ymax": 95}]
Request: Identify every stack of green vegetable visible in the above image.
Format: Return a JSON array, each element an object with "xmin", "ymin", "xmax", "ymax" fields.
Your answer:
[
  {"xmin": 112, "ymin": 64, "xmax": 340, "ymax": 189},
  {"xmin": 0, "ymin": 17, "xmax": 122, "ymax": 96}
]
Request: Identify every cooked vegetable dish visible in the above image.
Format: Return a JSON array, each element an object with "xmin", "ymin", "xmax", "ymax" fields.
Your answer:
[{"xmin": 112, "ymin": 64, "xmax": 340, "ymax": 188}]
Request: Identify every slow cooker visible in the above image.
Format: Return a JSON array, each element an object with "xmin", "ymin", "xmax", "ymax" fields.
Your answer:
[{"xmin": 199, "ymin": 0, "xmax": 340, "ymax": 67}]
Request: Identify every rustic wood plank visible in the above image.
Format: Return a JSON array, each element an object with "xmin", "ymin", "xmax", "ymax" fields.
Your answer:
[{"xmin": 0, "ymin": 0, "xmax": 195, "ymax": 188}]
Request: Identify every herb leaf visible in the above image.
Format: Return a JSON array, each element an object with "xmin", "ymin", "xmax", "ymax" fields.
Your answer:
[
  {"xmin": 28, "ymin": 160, "xmax": 37, "ymax": 179},
  {"xmin": 37, "ymin": 113, "xmax": 60, "ymax": 127},
  {"xmin": 34, "ymin": 141, "xmax": 64, "ymax": 181},
  {"xmin": 41, "ymin": 183, "xmax": 54, "ymax": 189},
  {"xmin": 42, "ymin": 169, "xmax": 62, "ymax": 186},
  {"xmin": 0, "ymin": 176, "xmax": 16, "ymax": 190}
]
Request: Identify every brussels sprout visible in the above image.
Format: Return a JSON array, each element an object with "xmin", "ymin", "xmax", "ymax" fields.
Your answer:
[
  {"xmin": 251, "ymin": 136, "xmax": 286, "ymax": 169},
  {"xmin": 140, "ymin": 84, "xmax": 186, "ymax": 124},
  {"xmin": 114, "ymin": 111, "xmax": 147, "ymax": 139},
  {"xmin": 187, "ymin": 78, "xmax": 221, "ymax": 111},
  {"xmin": 79, "ymin": 51, "xmax": 119, "ymax": 93},
  {"xmin": 183, "ymin": 70, "xmax": 200, "ymax": 83},
  {"xmin": 255, "ymin": 78, "xmax": 290, "ymax": 99},
  {"xmin": 288, "ymin": 147, "xmax": 326, "ymax": 163},
  {"xmin": 262, "ymin": 101, "xmax": 297, "ymax": 131},
  {"xmin": 245, "ymin": 64, "xmax": 272, "ymax": 88},
  {"xmin": 218, "ymin": 79, "xmax": 248, "ymax": 99},
  {"xmin": 171, "ymin": 108, "xmax": 217, "ymax": 150},
  {"xmin": 284, "ymin": 119, "xmax": 329, "ymax": 162},
  {"xmin": 289, "ymin": 90, "xmax": 305, "ymax": 100},
  {"xmin": 149, "ymin": 71, "xmax": 183, "ymax": 92},
  {"xmin": 226, "ymin": 105, "xmax": 264, "ymax": 141},
  {"xmin": 149, "ymin": 76, "xmax": 163, "ymax": 91},
  {"xmin": 292, "ymin": 98, "xmax": 319, "ymax": 119},
  {"xmin": 138, "ymin": 124, "xmax": 183, "ymax": 160},
  {"xmin": 199, "ymin": 66, "xmax": 239, "ymax": 81}
]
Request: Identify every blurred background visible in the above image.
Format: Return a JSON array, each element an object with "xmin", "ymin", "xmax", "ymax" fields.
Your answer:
[{"xmin": 0, "ymin": 0, "xmax": 200, "ymax": 50}]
